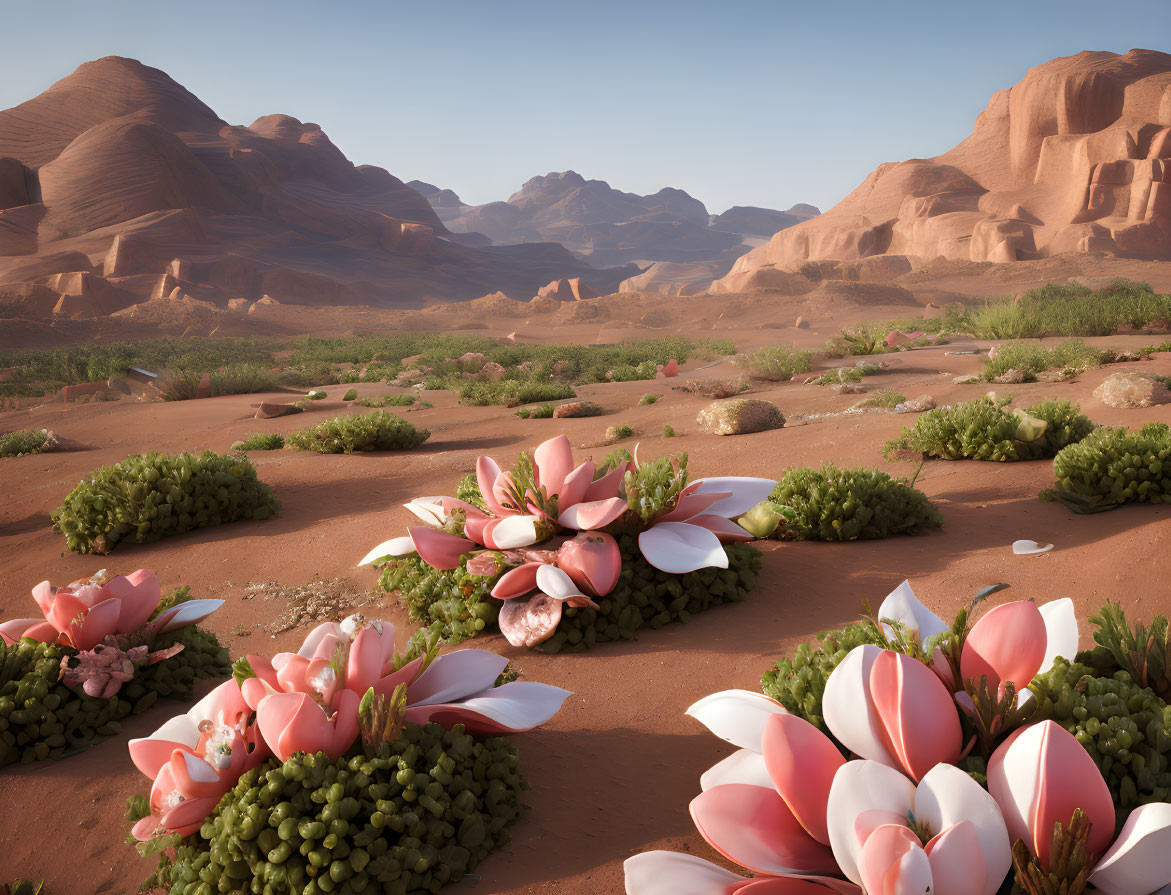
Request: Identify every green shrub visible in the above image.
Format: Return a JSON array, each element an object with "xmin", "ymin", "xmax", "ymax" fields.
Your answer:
[
  {"xmin": 734, "ymin": 345, "xmax": 812, "ymax": 381},
  {"xmin": 1079, "ymin": 602, "xmax": 1170, "ymax": 701},
  {"xmin": 981, "ymin": 339, "xmax": 1115, "ymax": 382},
  {"xmin": 457, "ymin": 380, "xmax": 576, "ymax": 407},
  {"xmin": 342, "ymin": 388, "xmax": 358, "ymax": 401},
  {"xmin": 132, "ymin": 724, "xmax": 528, "ymax": 894},
  {"xmin": 0, "ymin": 622, "xmax": 228, "ymax": 767},
  {"xmin": 354, "ymin": 393, "xmax": 415, "ymax": 408},
  {"xmin": 381, "ymin": 533, "xmax": 760, "ymax": 653},
  {"xmin": 663, "ymin": 424, "xmax": 676, "ymax": 438},
  {"xmin": 209, "ymin": 363, "xmax": 278, "ymax": 396},
  {"xmin": 884, "ymin": 397, "xmax": 1094, "ymax": 462},
  {"xmin": 51, "ymin": 451, "xmax": 281, "ymax": 554},
  {"xmin": 304, "ymin": 390, "xmax": 327, "ymax": 400},
  {"xmin": 853, "ymin": 389, "xmax": 906, "ymax": 410},
  {"xmin": 607, "ymin": 424, "xmax": 635, "ymax": 441},
  {"xmin": 287, "ymin": 411, "xmax": 429, "ymax": 454},
  {"xmin": 968, "ymin": 279, "xmax": 1171, "ymax": 339},
  {"xmin": 638, "ymin": 393, "xmax": 660, "ymax": 405},
  {"xmin": 515, "ymin": 404, "xmax": 555, "ymax": 419},
  {"xmin": 0, "ymin": 428, "xmax": 49, "ymax": 458},
  {"xmin": 769, "ymin": 463, "xmax": 943, "ymax": 540},
  {"xmin": 812, "ymin": 366, "xmax": 866, "ymax": 385},
  {"xmin": 824, "ymin": 324, "xmax": 894, "ymax": 357},
  {"xmin": 1043, "ymin": 423, "xmax": 1171, "ymax": 513},
  {"xmin": 231, "ymin": 432, "xmax": 285, "ymax": 451}
]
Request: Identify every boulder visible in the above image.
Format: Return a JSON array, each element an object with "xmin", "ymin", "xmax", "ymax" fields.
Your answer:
[
  {"xmin": 1093, "ymin": 372, "xmax": 1171, "ymax": 408},
  {"xmin": 993, "ymin": 369, "xmax": 1029, "ymax": 384},
  {"xmin": 894, "ymin": 395, "xmax": 937, "ymax": 413},
  {"xmin": 254, "ymin": 402, "xmax": 303, "ymax": 419},
  {"xmin": 477, "ymin": 361, "xmax": 506, "ymax": 382},
  {"xmin": 552, "ymin": 401, "xmax": 604, "ymax": 419},
  {"xmin": 657, "ymin": 358, "xmax": 680, "ymax": 378},
  {"xmin": 696, "ymin": 399, "xmax": 784, "ymax": 435}
]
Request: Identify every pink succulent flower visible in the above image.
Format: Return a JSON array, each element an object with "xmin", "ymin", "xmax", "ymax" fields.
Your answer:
[
  {"xmin": 240, "ymin": 615, "xmax": 570, "ymax": 762},
  {"xmin": 989, "ymin": 720, "xmax": 1171, "ymax": 895},
  {"xmin": 128, "ymin": 680, "xmax": 268, "ymax": 840},
  {"xmin": 0, "ymin": 569, "xmax": 222, "ymax": 650}
]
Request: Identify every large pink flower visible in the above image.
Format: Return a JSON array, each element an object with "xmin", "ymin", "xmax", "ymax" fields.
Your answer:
[
  {"xmin": 989, "ymin": 720, "xmax": 1171, "ymax": 894},
  {"xmin": 128, "ymin": 680, "xmax": 268, "ymax": 840},
  {"xmin": 241, "ymin": 615, "xmax": 570, "ymax": 761},
  {"xmin": 0, "ymin": 570, "xmax": 222, "ymax": 650}
]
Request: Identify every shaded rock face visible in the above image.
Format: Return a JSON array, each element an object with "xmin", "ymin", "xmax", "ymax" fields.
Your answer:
[
  {"xmin": 716, "ymin": 49, "xmax": 1171, "ymax": 292},
  {"xmin": 0, "ymin": 57, "xmax": 631, "ymax": 318},
  {"xmin": 413, "ymin": 170, "xmax": 818, "ymax": 267},
  {"xmin": 1093, "ymin": 371, "xmax": 1171, "ymax": 408},
  {"xmin": 696, "ymin": 399, "xmax": 785, "ymax": 435}
]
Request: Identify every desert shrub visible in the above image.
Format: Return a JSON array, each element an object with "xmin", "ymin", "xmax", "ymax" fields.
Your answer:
[
  {"xmin": 457, "ymin": 380, "xmax": 576, "ymax": 407},
  {"xmin": 638, "ymin": 393, "xmax": 660, "ymax": 405},
  {"xmin": 1043, "ymin": 423, "xmax": 1171, "ymax": 513},
  {"xmin": 51, "ymin": 451, "xmax": 281, "ymax": 554},
  {"xmin": 608, "ymin": 360, "xmax": 659, "ymax": 381},
  {"xmin": 304, "ymin": 390, "xmax": 327, "ymax": 400},
  {"xmin": 663, "ymin": 424, "xmax": 676, "ymax": 438},
  {"xmin": 515, "ymin": 404, "xmax": 555, "ymax": 419},
  {"xmin": 0, "ymin": 428, "xmax": 49, "ymax": 458},
  {"xmin": 981, "ymin": 339, "xmax": 1115, "ymax": 381},
  {"xmin": 157, "ymin": 369, "xmax": 203, "ymax": 401},
  {"xmin": 287, "ymin": 411, "xmax": 429, "ymax": 454},
  {"xmin": 342, "ymin": 387, "xmax": 359, "ymax": 401},
  {"xmin": 884, "ymin": 397, "xmax": 1094, "ymax": 462},
  {"xmin": 0, "ymin": 623, "xmax": 228, "ymax": 767},
  {"xmin": 231, "ymin": 432, "xmax": 285, "ymax": 451},
  {"xmin": 354, "ymin": 393, "xmax": 415, "ymax": 408},
  {"xmin": 769, "ymin": 463, "xmax": 943, "ymax": 540},
  {"xmin": 968, "ymin": 279, "xmax": 1171, "ymax": 339},
  {"xmin": 381, "ymin": 533, "xmax": 760, "ymax": 653},
  {"xmin": 599, "ymin": 448, "xmax": 633, "ymax": 473},
  {"xmin": 734, "ymin": 345, "xmax": 812, "ymax": 381},
  {"xmin": 209, "ymin": 363, "xmax": 278, "ymax": 395},
  {"xmin": 824, "ymin": 324, "xmax": 893, "ymax": 357},
  {"xmin": 607, "ymin": 424, "xmax": 635, "ymax": 441},
  {"xmin": 131, "ymin": 723, "xmax": 528, "ymax": 894},
  {"xmin": 812, "ymin": 366, "xmax": 867, "ymax": 385},
  {"xmin": 853, "ymin": 389, "xmax": 906, "ymax": 410},
  {"xmin": 1079, "ymin": 602, "xmax": 1171, "ymax": 701}
]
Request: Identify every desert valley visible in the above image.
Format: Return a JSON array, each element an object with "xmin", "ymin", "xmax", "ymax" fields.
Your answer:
[{"xmin": 2, "ymin": 32, "xmax": 1171, "ymax": 895}]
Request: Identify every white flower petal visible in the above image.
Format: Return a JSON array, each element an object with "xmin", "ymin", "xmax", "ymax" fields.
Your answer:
[
  {"xmin": 623, "ymin": 851, "xmax": 745, "ymax": 895},
  {"xmin": 535, "ymin": 564, "xmax": 586, "ymax": 602},
  {"xmin": 1038, "ymin": 598, "xmax": 1078, "ymax": 675},
  {"xmin": 822, "ymin": 644, "xmax": 899, "ymax": 769},
  {"xmin": 638, "ymin": 522, "xmax": 729, "ymax": 574},
  {"xmin": 914, "ymin": 763, "xmax": 1011, "ymax": 895},
  {"xmin": 1089, "ymin": 802, "xmax": 1171, "ymax": 895},
  {"xmin": 404, "ymin": 498, "xmax": 446, "ymax": 526},
  {"xmin": 684, "ymin": 689, "xmax": 787, "ymax": 752},
  {"xmin": 491, "ymin": 515, "xmax": 541, "ymax": 549},
  {"xmin": 406, "ymin": 649, "xmax": 510, "ymax": 707},
  {"xmin": 877, "ymin": 579, "xmax": 949, "ymax": 641},
  {"xmin": 154, "ymin": 599, "xmax": 224, "ymax": 633},
  {"xmin": 687, "ymin": 477, "xmax": 778, "ymax": 518},
  {"xmin": 826, "ymin": 759, "xmax": 916, "ymax": 884},
  {"xmin": 1012, "ymin": 539, "xmax": 1054, "ymax": 555},
  {"xmin": 405, "ymin": 681, "xmax": 570, "ymax": 733},
  {"xmin": 358, "ymin": 536, "xmax": 416, "ymax": 565},
  {"xmin": 699, "ymin": 748, "xmax": 773, "ymax": 791}
]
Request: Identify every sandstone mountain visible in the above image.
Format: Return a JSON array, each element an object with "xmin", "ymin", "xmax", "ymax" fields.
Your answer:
[
  {"xmin": 411, "ymin": 171, "xmax": 818, "ymax": 269},
  {"xmin": 715, "ymin": 49, "xmax": 1171, "ymax": 293},
  {"xmin": 0, "ymin": 57, "xmax": 633, "ymax": 320}
]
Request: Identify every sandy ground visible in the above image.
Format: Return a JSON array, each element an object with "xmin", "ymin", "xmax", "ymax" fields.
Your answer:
[{"xmin": 2, "ymin": 312, "xmax": 1171, "ymax": 892}]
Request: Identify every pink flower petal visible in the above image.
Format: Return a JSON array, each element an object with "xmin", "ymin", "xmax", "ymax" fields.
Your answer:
[
  {"xmin": 687, "ymin": 514, "xmax": 756, "ymax": 542},
  {"xmin": 346, "ymin": 625, "xmax": 395, "ymax": 694},
  {"xmin": 372, "ymin": 654, "xmax": 426, "ymax": 697},
  {"xmin": 104, "ymin": 570, "xmax": 162, "ymax": 632},
  {"xmin": 868, "ymin": 649, "xmax": 961, "ymax": 780},
  {"xmin": 557, "ymin": 531, "xmax": 621, "ymax": 596},
  {"xmin": 690, "ymin": 783, "xmax": 839, "ymax": 876},
  {"xmin": 761, "ymin": 712, "xmax": 845, "ymax": 845},
  {"xmin": 404, "ymin": 681, "xmax": 570, "ymax": 734},
  {"xmin": 476, "ymin": 455, "xmax": 510, "ymax": 516},
  {"xmin": 876, "ymin": 580, "xmax": 949, "ymax": 642},
  {"xmin": 406, "ymin": 649, "xmax": 510, "ymax": 706},
  {"xmin": 961, "ymin": 601, "xmax": 1048, "ymax": 693},
  {"xmin": 738, "ymin": 880, "xmax": 861, "ymax": 895},
  {"xmin": 822, "ymin": 645, "xmax": 900, "ymax": 770},
  {"xmin": 72, "ymin": 597, "xmax": 123, "ymax": 650},
  {"xmin": 584, "ymin": 463, "xmax": 628, "ymax": 502},
  {"xmin": 492, "ymin": 563, "xmax": 542, "ymax": 600},
  {"xmin": 623, "ymin": 850, "xmax": 746, "ymax": 895},
  {"xmin": 638, "ymin": 521, "xmax": 729, "ymax": 574},
  {"xmin": 0, "ymin": 618, "xmax": 55, "ymax": 644},
  {"xmin": 826, "ymin": 760, "xmax": 916, "ymax": 884},
  {"xmin": 410, "ymin": 527, "xmax": 476, "ymax": 570},
  {"xmin": 686, "ymin": 477, "xmax": 778, "ymax": 518},
  {"xmin": 1038, "ymin": 598, "xmax": 1078, "ymax": 676},
  {"xmin": 686, "ymin": 689, "xmax": 787, "ymax": 752},
  {"xmin": 534, "ymin": 434, "xmax": 575, "ymax": 499},
  {"xmin": 559, "ymin": 461, "xmax": 595, "ymax": 510},
  {"xmin": 858, "ymin": 824, "xmax": 931, "ymax": 895},
  {"xmin": 700, "ymin": 749, "xmax": 774, "ymax": 791},
  {"xmin": 151, "ymin": 599, "xmax": 224, "ymax": 634},
  {"xmin": 1089, "ymin": 802, "xmax": 1171, "ymax": 895},
  {"xmin": 558, "ymin": 496, "xmax": 628, "ymax": 531},
  {"xmin": 657, "ymin": 491, "xmax": 733, "ymax": 523},
  {"xmin": 924, "ymin": 820, "xmax": 987, "ymax": 895}
]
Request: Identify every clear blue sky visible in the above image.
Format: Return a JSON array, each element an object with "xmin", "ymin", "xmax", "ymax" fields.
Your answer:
[{"xmin": 0, "ymin": 0, "xmax": 1167, "ymax": 214}]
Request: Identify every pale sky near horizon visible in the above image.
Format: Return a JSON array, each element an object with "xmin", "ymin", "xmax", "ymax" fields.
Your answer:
[{"xmin": 0, "ymin": 0, "xmax": 1168, "ymax": 214}]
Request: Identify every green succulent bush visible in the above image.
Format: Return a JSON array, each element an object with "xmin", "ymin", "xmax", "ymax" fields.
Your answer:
[
  {"xmin": 981, "ymin": 339, "xmax": 1115, "ymax": 382},
  {"xmin": 342, "ymin": 388, "xmax": 359, "ymax": 401},
  {"xmin": 734, "ymin": 345, "xmax": 812, "ymax": 381},
  {"xmin": 663, "ymin": 424, "xmax": 676, "ymax": 438},
  {"xmin": 638, "ymin": 394, "xmax": 659, "ymax": 406},
  {"xmin": 354, "ymin": 394, "xmax": 416, "ymax": 408},
  {"xmin": 768, "ymin": 463, "xmax": 942, "ymax": 541},
  {"xmin": 0, "ymin": 624, "xmax": 228, "ymax": 767},
  {"xmin": 0, "ymin": 428, "xmax": 49, "ymax": 458},
  {"xmin": 853, "ymin": 389, "xmax": 906, "ymax": 410},
  {"xmin": 1078, "ymin": 602, "xmax": 1170, "ymax": 702},
  {"xmin": 50, "ymin": 451, "xmax": 281, "ymax": 554},
  {"xmin": 231, "ymin": 433, "xmax": 286, "ymax": 452},
  {"xmin": 131, "ymin": 722, "xmax": 528, "ymax": 895},
  {"xmin": 884, "ymin": 397, "xmax": 1094, "ymax": 462},
  {"xmin": 812, "ymin": 366, "xmax": 868, "ymax": 386},
  {"xmin": 287, "ymin": 412, "xmax": 429, "ymax": 454},
  {"xmin": 381, "ymin": 534, "xmax": 761, "ymax": 654},
  {"xmin": 514, "ymin": 404, "xmax": 554, "ymax": 419},
  {"xmin": 457, "ymin": 381, "xmax": 575, "ymax": 408},
  {"xmin": 1044, "ymin": 423, "xmax": 1171, "ymax": 514}
]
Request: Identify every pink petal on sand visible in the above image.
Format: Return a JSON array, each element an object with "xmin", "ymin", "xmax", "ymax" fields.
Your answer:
[
  {"xmin": 534, "ymin": 434, "xmax": 575, "ymax": 499},
  {"xmin": 761, "ymin": 712, "xmax": 845, "ymax": 845},
  {"xmin": 868, "ymin": 649, "xmax": 961, "ymax": 780},
  {"xmin": 584, "ymin": 463, "xmax": 628, "ymax": 502},
  {"xmin": 476, "ymin": 455, "xmax": 510, "ymax": 516},
  {"xmin": 858, "ymin": 824, "xmax": 932, "ymax": 895},
  {"xmin": 407, "ymin": 649, "xmax": 510, "ymax": 706},
  {"xmin": 30, "ymin": 580, "xmax": 56, "ymax": 616},
  {"xmin": 410, "ymin": 527, "xmax": 476, "ymax": 570},
  {"xmin": 690, "ymin": 783, "xmax": 839, "ymax": 876},
  {"xmin": 558, "ymin": 497, "xmax": 628, "ymax": 531},
  {"xmin": 962, "ymin": 601, "xmax": 1048, "ymax": 693},
  {"xmin": 404, "ymin": 681, "xmax": 570, "ymax": 734},
  {"xmin": 492, "ymin": 563, "xmax": 542, "ymax": 599}
]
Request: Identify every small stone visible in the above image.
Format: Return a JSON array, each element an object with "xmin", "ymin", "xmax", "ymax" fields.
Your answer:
[
  {"xmin": 457, "ymin": 352, "xmax": 487, "ymax": 373},
  {"xmin": 604, "ymin": 425, "xmax": 632, "ymax": 442},
  {"xmin": 993, "ymin": 369, "xmax": 1028, "ymax": 385},
  {"xmin": 552, "ymin": 401, "xmax": 604, "ymax": 418},
  {"xmin": 1093, "ymin": 372, "xmax": 1171, "ymax": 409},
  {"xmin": 255, "ymin": 402, "xmax": 303, "ymax": 419},
  {"xmin": 477, "ymin": 361, "xmax": 506, "ymax": 382},
  {"xmin": 696, "ymin": 399, "xmax": 785, "ymax": 435},
  {"xmin": 835, "ymin": 383, "xmax": 863, "ymax": 395},
  {"xmin": 894, "ymin": 395, "xmax": 936, "ymax": 413},
  {"xmin": 657, "ymin": 358, "xmax": 680, "ymax": 378},
  {"xmin": 885, "ymin": 330, "xmax": 912, "ymax": 347}
]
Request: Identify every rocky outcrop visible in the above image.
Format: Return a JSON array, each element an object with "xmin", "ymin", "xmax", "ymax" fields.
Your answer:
[
  {"xmin": 715, "ymin": 49, "xmax": 1171, "ymax": 293},
  {"xmin": 708, "ymin": 204, "xmax": 821, "ymax": 238},
  {"xmin": 696, "ymin": 399, "xmax": 785, "ymax": 435},
  {"xmin": 536, "ymin": 277, "xmax": 599, "ymax": 302}
]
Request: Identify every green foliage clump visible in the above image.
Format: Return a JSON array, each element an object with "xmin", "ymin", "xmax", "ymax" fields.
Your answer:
[
  {"xmin": 0, "ymin": 428, "xmax": 49, "ymax": 458},
  {"xmin": 854, "ymin": 389, "xmax": 906, "ymax": 410},
  {"xmin": 457, "ymin": 380, "xmax": 576, "ymax": 407},
  {"xmin": 455, "ymin": 473, "xmax": 488, "ymax": 512},
  {"xmin": 884, "ymin": 397, "xmax": 1094, "ymax": 462},
  {"xmin": 287, "ymin": 412, "xmax": 429, "ymax": 454},
  {"xmin": 663, "ymin": 424, "xmax": 676, "ymax": 438},
  {"xmin": 638, "ymin": 393, "xmax": 660, "ymax": 406},
  {"xmin": 381, "ymin": 534, "xmax": 760, "ymax": 653},
  {"xmin": 231, "ymin": 432, "xmax": 285, "ymax": 452},
  {"xmin": 607, "ymin": 424, "xmax": 635, "ymax": 441},
  {"xmin": 1079, "ymin": 602, "xmax": 1170, "ymax": 702},
  {"xmin": 1031, "ymin": 658, "xmax": 1171, "ymax": 824},
  {"xmin": 342, "ymin": 388, "xmax": 359, "ymax": 401},
  {"xmin": 1045, "ymin": 423, "xmax": 1171, "ymax": 514},
  {"xmin": 623, "ymin": 454, "xmax": 688, "ymax": 525},
  {"xmin": 824, "ymin": 324, "xmax": 895, "ymax": 357},
  {"xmin": 761, "ymin": 619, "xmax": 888, "ymax": 733},
  {"xmin": 812, "ymin": 366, "xmax": 868, "ymax": 386},
  {"xmin": 598, "ymin": 449, "xmax": 633, "ymax": 474},
  {"xmin": 304, "ymin": 390, "xmax": 327, "ymax": 401},
  {"xmin": 966, "ymin": 279, "xmax": 1171, "ymax": 339},
  {"xmin": 133, "ymin": 723, "xmax": 528, "ymax": 895},
  {"xmin": 159, "ymin": 364, "xmax": 278, "ymax": 401},
  {"xmin": 734, "ymin": 345, "xmax": 812, "ymax": 381},
  {"xmin": 981, "ymin": 339, "xmax": 1115, "ymax": 382},
  {"xmin": 0, "ymin": 625, "xmax": 228, "ymax": 767},
  {"xmin": 354, "ymin": 394, "xmax": 416, "ymax": 408},
  {"xmin": 769, "ymin": 463, "xmax": 942, "ymax": 541},
  {"xmin": 51, "ymin": 451, "xmax": 281, "ymax": 554},
  {"xmin": 0, "ymin": 881, "xmax": 43, "ymax": 894},
  {"xmin": 514, "ymin": 404, "xmax": 555, "ymax": 420}
]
